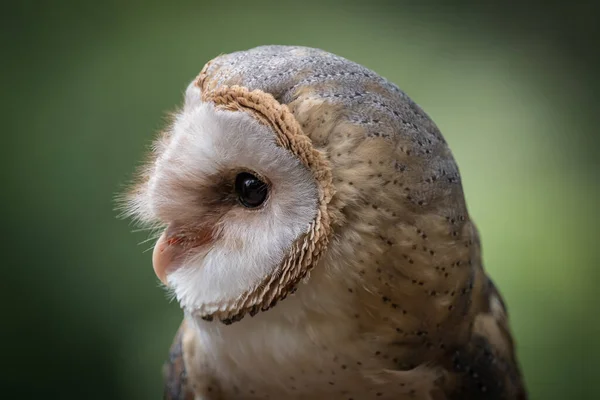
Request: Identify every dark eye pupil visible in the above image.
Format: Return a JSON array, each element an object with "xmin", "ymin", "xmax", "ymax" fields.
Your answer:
[{"xmin": 235, "ymin": 172, "xmax": 268, "ymax": 208}]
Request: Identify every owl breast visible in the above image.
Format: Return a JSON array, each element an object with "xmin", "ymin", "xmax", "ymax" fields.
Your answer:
[{"xmin": 186, "ymin": 262, "xmax": 442, "ymax": 400}]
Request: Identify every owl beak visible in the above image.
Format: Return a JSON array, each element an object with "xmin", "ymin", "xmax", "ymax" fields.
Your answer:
[
  {"xmin": 152, "ymin": 226, "xmax": 214, "ymax": 285},
  {"xmin": 152, "ymin": 231, "xmax": 176, "ymax": 285}
]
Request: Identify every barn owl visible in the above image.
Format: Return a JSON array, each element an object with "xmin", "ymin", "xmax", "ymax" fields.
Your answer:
[{"xmin": 124, "ymin": 45, "xmax": 527, "ymax": 399}]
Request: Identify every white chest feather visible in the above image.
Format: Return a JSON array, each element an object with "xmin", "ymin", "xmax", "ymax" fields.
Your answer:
[{"xmin": 184, "ymin": 269, "xmax": 439, "ymax": 400}]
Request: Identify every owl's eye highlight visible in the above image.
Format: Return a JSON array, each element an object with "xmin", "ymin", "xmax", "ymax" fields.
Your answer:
[{"xmin": 235, "ymin": 172, "xmax": 268, "ymax": 208}]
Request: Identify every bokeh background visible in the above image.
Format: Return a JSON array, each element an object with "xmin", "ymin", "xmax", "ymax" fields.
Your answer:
[{"xmin": 3, "ymin": 1, "xmax": 599, "ymax": 399}]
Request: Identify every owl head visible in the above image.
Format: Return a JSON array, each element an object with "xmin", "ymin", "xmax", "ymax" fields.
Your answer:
[
  {"xmin": 125, "ymin": 46, "xmax": 469, "ymax": 325},
  {"xmin": 126, "ymin": 82, "xmax": 335, "ymax": 323}
]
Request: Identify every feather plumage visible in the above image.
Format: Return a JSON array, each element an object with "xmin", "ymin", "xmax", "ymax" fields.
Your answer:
[{"xmin": 128, "ymin": 45, "xmax": 526, "ymax": 399}]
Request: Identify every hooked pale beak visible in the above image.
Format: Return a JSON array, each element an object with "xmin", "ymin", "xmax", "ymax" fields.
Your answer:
[{"xmin": 152, "ymin": 225, "xmax": 214, "ymax": 285}]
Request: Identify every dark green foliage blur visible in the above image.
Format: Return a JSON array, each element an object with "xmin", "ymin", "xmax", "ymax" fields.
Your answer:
[{"xmin": 2, "ymin": 1, "xmax": 598, "ymax": 399}]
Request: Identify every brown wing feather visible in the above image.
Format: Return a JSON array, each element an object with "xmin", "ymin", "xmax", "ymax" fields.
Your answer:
[
  {"xmin": 440, "ymin": 270, "xmax": 528, "ymax": 399},
  {"xmin": 163, "ymin": 320, "xmax": 194, "ymax": 400}
]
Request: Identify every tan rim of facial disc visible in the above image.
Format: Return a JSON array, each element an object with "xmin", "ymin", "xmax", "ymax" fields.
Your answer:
[{"xmin": 193, "ymin": 79, "xmax": 335, "ymax": 324}]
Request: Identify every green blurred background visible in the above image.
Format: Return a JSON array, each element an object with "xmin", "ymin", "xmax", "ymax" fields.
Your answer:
[{"xmin": 3, "ymin": 1, "xmax": 599, "ymax": 399}]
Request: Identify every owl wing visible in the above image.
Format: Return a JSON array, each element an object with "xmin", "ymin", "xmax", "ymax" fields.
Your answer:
[
  {"xmin": 163, "ymin": 321, "xmax": 194, "ymax": 400},
  {"xmin": 436, "ymin": 269, "xmax": 528, "ymax": 400}
]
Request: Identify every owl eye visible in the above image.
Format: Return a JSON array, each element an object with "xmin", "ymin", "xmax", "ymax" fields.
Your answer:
[{"xmin": 235, "ymin": 172, "xmax": 268, "ymax": 208}]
